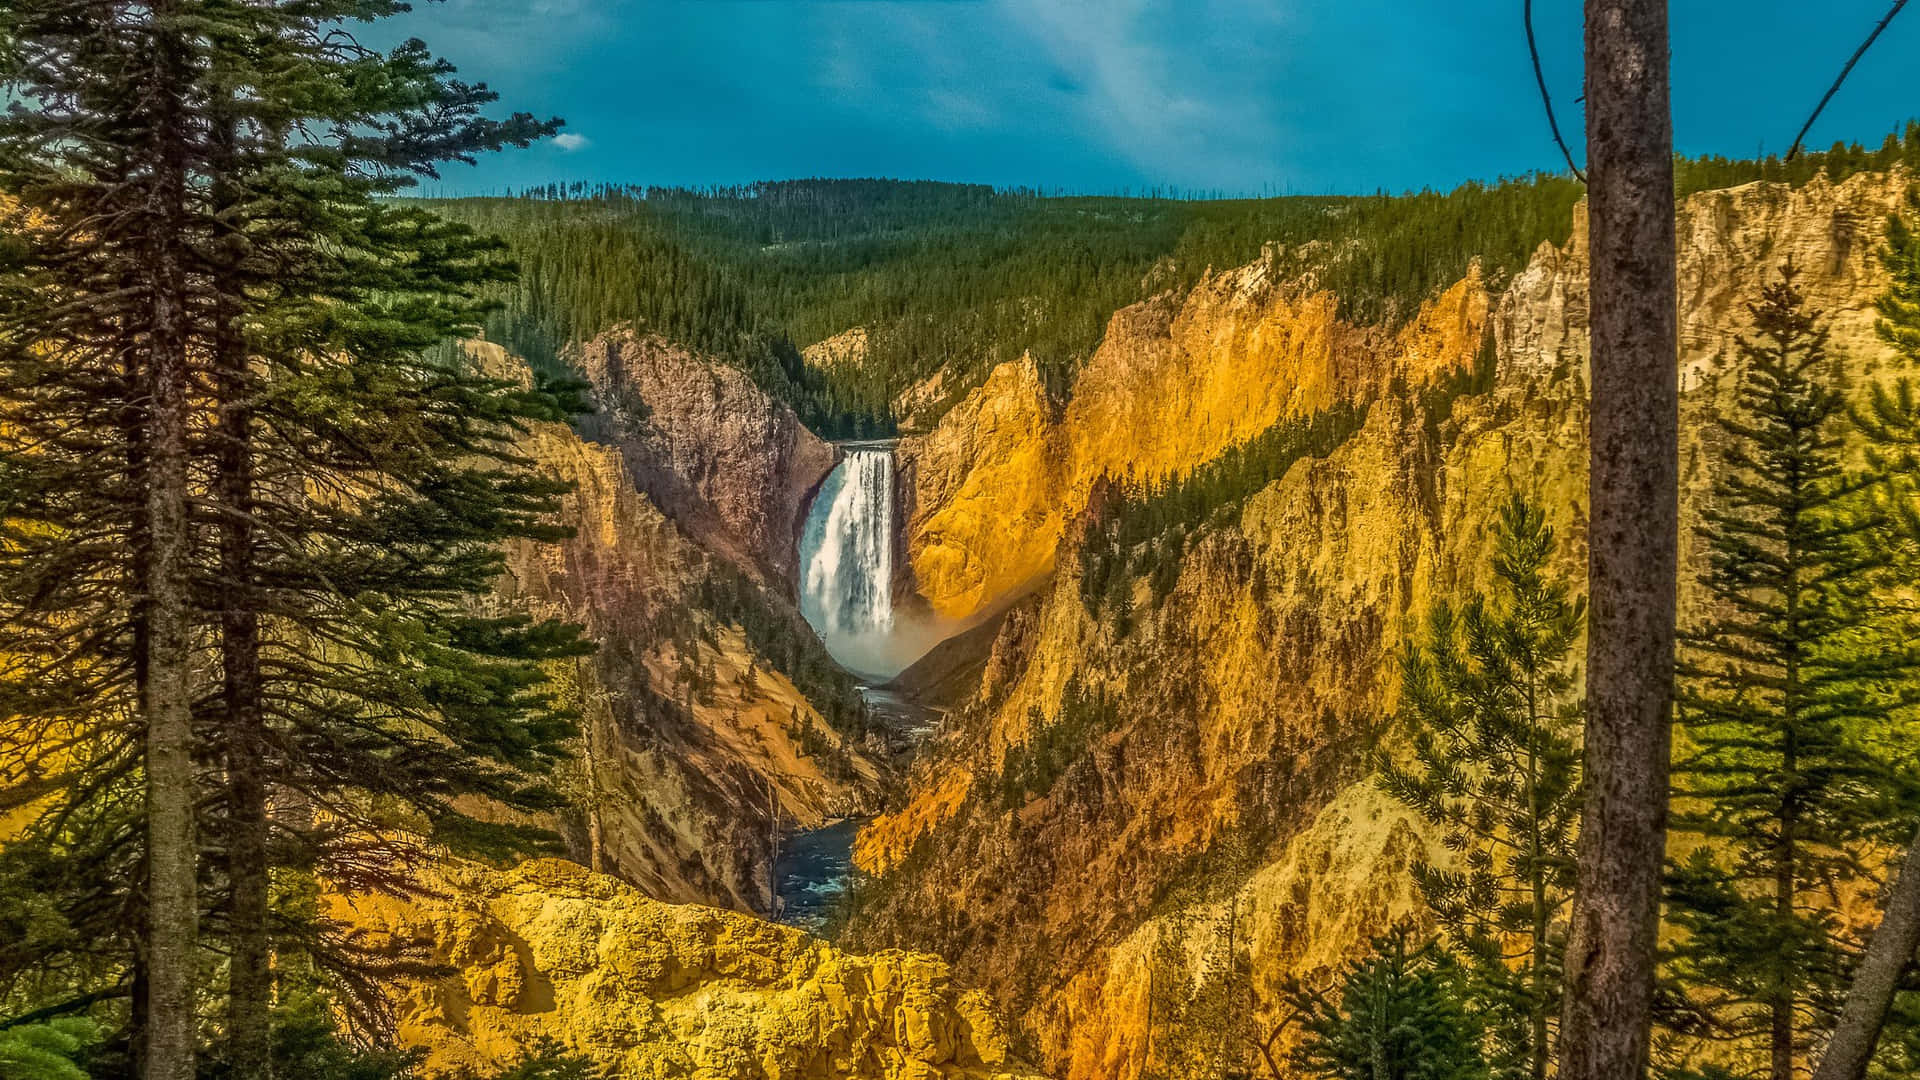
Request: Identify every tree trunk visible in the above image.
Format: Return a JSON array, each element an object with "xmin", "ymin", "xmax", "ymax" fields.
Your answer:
[
  {"xmin": 141, "ymin": 8, "xmax": 199, "ymax": 1073},
  {"xmin": 1774, "ymin": 726, "xmax": 1799, "ymax": 1080},
  {"xmin": 1559, "ymin": 4, "xmax": 1678, "ymax": 1080},
  {"xmin": 213, "ymin": 108, "xmax": 270, "ymax": 1076},
  {"xmin": 122, "ymin": 299, "xmax": 154, "ymax": 1080},
  {"xmin": 1528, "ymin": 682, "xmax": 1551, "ymax": 1080},
  {"xmin": 1810, "ymin": 821, "xmax": 1920, "ymax": 1080}
]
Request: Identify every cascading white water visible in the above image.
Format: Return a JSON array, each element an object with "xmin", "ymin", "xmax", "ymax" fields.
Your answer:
[{"xmin": 800, "ymin": 447, "xmax": 899, "ymax": 677}]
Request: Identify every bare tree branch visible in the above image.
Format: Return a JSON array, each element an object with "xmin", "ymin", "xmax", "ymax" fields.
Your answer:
[
  {"xmin": 1788, "ymin": 0, "xmax": 1911, "ymax": 160},
  {"xmin": 1527, "ymin": 0, "xmax": 1588, "ymax": 182}
]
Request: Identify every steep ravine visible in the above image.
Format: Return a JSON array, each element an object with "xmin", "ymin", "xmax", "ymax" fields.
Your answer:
[
  {"xmin": 476, "ymin": 339, "xmax": 886, "ymax": 914},
  {"xmin": 847, "ymin": 170, "xmax": 1913, "ymax": 1080},
  {"xmin": 323, "ymin": 342, "xmax": 1055, "ymax": 1077}
]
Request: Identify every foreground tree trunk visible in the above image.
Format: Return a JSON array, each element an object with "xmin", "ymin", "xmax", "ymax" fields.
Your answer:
[
  {"xmin": 210, "ymin": 107, "xmax": 272, "ymax": 1077},
  {"xmin": 141, "ymin": 5, "xmax": 199, "ymax": 1078},
  {"xmin": 1810, "ymin": 822, "xmax": 1920, "ymax": 1080},
  {"xmin": 1559, "ymin": 4, "xmax": 1678, "ymax": 1080},
  {"xmin": 142, "ymin": 151, "xmax": 199, "ymax": 1080}
]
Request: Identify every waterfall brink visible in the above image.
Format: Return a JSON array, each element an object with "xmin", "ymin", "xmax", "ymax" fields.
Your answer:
[{"xmin": 800, "ymin": 447, "xmax": 899, "ymax": 677}]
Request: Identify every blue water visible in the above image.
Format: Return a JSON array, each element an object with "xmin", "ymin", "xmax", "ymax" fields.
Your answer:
[
  {"xmin": 773, "ymin": 687, "xmax": 937, "ymax": 932},
  {"xmin": 784, "ymin": 446, "xmax": 947, "ymax": 933},
  {"xmin": 774, "ymin": 817, "xmax": 864, "ymax": 931}
]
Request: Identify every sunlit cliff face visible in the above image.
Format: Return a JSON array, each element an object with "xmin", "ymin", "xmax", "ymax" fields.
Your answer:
[{"xmin": 848, "ymin": 170, "xmax": 1916, "ymax": 1080}]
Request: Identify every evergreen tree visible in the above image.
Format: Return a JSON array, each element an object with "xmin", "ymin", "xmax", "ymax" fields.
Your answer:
[
  {"xmin": 0, "ymin": 4, "xmax": 209, "ymax": 1071},
  {"xmin": 194, "ymin": 13, "xmax": 576, "ymax": 1073},
  {"xmin": 1377, "ymin": 495, "xmax": 1584, "ymax": 1080},
  {"xmin": 1855, "ymin": 189, "xmax": 1920, "ymax": 566},
  {"xmin": 0, "ymin": 1017, "xmax": 98, "ymax": 1080},
  {"xmin": 1285, "ymin": 925, "xmax": 1489, "ymax": 1080},
  {"xmin": 0, "ymin": 2, "xmax": 582, "ymax": 1072},
  {"xmin": 1665, "ymin": 264, "xmax": 1914, "ymax": 1080},
  {"xmin": 1799, "ymin": 199, "xmax": 1920, "ymax": 1080}
]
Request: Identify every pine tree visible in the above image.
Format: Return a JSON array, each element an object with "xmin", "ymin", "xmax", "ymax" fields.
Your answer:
[
  {"xmin": 1284, "ymin": 925, "xmax": 1489, "ymax": 1080},
  {"xmin": 1377, "ymin": 495, "xmax": 1583, "ymax": 1080},
  {"xmin": 1801, "ymin": 199, "xmax": 1920, "ymax": 1080},
  {"xmin": 0, "ymin": 4, "xmax": 208, "ymax": 1071},
  {"xmin": 1665, "ymin": 264, "xmax": 1913, "ymax": 1080},
  {"xmin": 196, "ymin": 11, "xmax": 577, "ymax": 1069},
  {"xmin": 0, "ymin": 1, "xmax": 581, "ymax": 1071}
]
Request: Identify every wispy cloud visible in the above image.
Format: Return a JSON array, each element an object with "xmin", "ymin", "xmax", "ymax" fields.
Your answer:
[
  {"xmin": 552, "ymin": 132, "xmax": 591, "ymax": 151},
  {"xmin": 1000, "ymin": 0, "xmax": 1294, "ymax": 186}
]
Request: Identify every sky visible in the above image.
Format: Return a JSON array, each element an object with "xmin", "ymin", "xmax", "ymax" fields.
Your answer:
[{"xmin": 381, "ymin": 0, "xmax": 1920, "ymax": 197}]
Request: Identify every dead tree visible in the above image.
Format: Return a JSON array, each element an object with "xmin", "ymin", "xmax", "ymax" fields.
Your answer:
[{"xmin": 1558, "ymin": 4, "xmax": 1679, "ymax": 1080}]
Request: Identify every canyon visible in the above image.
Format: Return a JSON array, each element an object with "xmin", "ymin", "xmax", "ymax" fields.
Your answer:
[
  {"xmin": 209, "ymin": 168, "xmax": 1917, "ymax": 1077},
  {"xmin": 845, "ymin": 168, "xmax": 1911, "ymax": 1080}
]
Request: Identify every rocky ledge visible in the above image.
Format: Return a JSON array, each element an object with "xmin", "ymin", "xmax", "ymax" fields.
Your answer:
[{"xmin": 325, "ymin": 857, "xmax": 1048, "ymax": 1080}]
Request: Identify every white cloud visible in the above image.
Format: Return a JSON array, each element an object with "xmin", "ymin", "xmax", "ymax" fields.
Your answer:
[
  {"xmin": 998, "ymin": 0, "xmax": 1294, "ymax": 187},
  {"xmin": 552, "ymin": 132, "xmax": 591, "ymax": 151}
]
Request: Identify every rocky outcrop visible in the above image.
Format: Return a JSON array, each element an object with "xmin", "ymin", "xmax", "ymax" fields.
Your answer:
[
  {"xmin": 899, "ymin": 266, "xmax": 1489, "ymax": 620},
  {"xmin": 325, "ymin": 857, "xmax": 1048, "ymax": 1080},
  {"xmin": 849, "ymin": 170, "xmax": 1913, "ymax": 1080},
  {"xmin": 477, "ymin": 341, "xmax": 884, "ymax": 913},
  {"xmin": 803, "ymin": 326, "xmax": 869, "ymax": 371},
  {"xmin": 576, "ymin": 328, "xmax": 838, "ymax": 589}
]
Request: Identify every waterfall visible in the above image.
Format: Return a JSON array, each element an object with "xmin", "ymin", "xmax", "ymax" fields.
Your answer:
[{"xmin": 800, "ymin": 447, "xmax": 897, "ymax": 676}]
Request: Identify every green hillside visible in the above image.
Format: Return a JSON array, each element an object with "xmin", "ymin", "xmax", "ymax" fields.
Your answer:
[{"xmin": 424, "ymin": 127, "xmax": 1920, "ymax": 437}]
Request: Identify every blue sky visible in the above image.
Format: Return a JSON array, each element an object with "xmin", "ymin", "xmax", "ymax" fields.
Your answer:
[{"xmin": 384, "ymin": 0, "xmax": 1920, "ymax": 196}]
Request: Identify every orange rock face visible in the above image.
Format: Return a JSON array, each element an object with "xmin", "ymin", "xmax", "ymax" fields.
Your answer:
[
  {"xmin": 852, "ymin": 170, "xmax": 1913, "ymax": 1080},
  {"xmin": 900, "ymin": 264, "xmax": 1489, "ymax": 621}
]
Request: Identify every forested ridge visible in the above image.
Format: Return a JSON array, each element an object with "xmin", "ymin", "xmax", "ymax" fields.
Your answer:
[
  {"xmin": 423, "ymin": 176, "xmax": 1583, "ymax": 435},
  {"xmin": 422, "ymin": 127, "xmax": 1920, "ymax": 440}
]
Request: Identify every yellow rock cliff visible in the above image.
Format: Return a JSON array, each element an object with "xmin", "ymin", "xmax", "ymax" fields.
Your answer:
[
  {"xmin": 325, "ymin": 857, "xmax": 1048, "ymax": 1080},
  {"xmin": 900, "ymin": 262, "xmax": 1488, "ymax": 620}
]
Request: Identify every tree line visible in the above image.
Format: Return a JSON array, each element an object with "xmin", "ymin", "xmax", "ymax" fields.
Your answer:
[
  {"xmin": 417, "ymin": 127, "xmax": 1920, "ymax": 449},
  {"xmin": 419, "ymin": 174, "xmax": 1587, "ymax": 436}
]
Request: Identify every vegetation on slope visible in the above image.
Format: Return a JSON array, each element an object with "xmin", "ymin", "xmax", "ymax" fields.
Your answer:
[
  {"xmin": 423, "ymin": 126, "xmax": 1920, "ymax": 439},
  {"xmin": 424, "ymin": 176, "xmax": 1581, "ymax": 434}
]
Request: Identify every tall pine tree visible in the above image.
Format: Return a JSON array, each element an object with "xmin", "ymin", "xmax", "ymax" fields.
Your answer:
[
  {"xmin": 1665, "ymin": 264, "xmax": 1911, "ymax": 1080},
  {"xmin": 1378, "ymin": 495, "xmax": 1584, "ymax": 1080},
  {"xmin": 0, "ymin": 2, "xmax": 584, "ymax": 1072},
  {"xmin": 0, "ymin": 4, "xmax": 207, "ymax": 1072},
  {"xmin": 1801, "ymin": 197, "xmax": 1920, "ymax": 1080}
]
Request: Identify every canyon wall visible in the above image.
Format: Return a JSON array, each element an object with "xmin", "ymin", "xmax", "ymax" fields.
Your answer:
[
  {"xmin": 897, "ymin": 262, "xmax": 1489, "ymax": 620},
  {"xmin": 326, "ymin": 857, "xmax": 1045, "ymax": 1080},
  {"xmin": 477, "ymin": 341, "xmax": 884, "ymax": 913},
  {"xmin": 575, "ymin": 328, "xmax": 839, "ymax": 590},
  {"xmin": 850, "ymin": 170, "xmax": 1912, "ymax": 1080}
]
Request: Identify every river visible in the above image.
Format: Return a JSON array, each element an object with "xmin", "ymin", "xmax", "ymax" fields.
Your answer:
[
  {"xmin": 773, "ymin": 682, "xmax": 938, "ymax": 932},
  {"xmin": 780, "ymin": 442, "xmax": 947, "ymax": 933}
]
